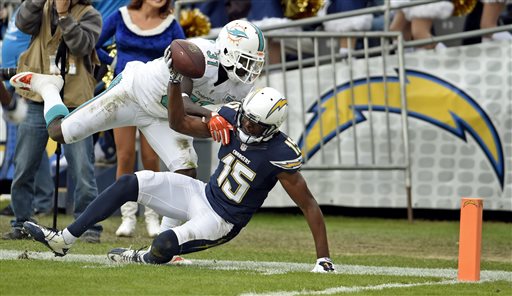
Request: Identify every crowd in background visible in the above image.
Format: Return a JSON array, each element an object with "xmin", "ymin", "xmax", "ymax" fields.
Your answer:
[{"xmin": 0, "ymin": 0, "xmax": 510, "ymax": 241}]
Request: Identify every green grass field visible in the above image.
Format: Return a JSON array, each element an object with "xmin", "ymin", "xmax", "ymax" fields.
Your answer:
[{"xmin": 1, "ymin": 209, "xmax": 511, "ymax": 295}]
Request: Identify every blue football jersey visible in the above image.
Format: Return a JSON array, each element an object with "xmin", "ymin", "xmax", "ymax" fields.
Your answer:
[{"xmin": 205, "ymin": 103, "xmax": 303, "ymax": 227}]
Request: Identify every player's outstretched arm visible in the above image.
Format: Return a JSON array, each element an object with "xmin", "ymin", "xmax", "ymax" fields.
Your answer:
[
  {"xmin": 278, "ymin": 171, "xmax": 335, "ymax": 273},
  {"xmin": 167, "ymin": 81, "xmax": 210, "ymax": 138}
]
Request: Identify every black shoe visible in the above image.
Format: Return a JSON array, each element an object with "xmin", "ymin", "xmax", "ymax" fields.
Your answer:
[
  {"xmin": 2, "ymin": 227, "xmax": 31, "ymax": 240},
  {"xmin": 0, "ymin": 205, "xmax": 14, "ymax": 216}
]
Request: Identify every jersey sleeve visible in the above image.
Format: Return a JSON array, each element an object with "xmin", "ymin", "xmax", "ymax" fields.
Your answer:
[
  {"xmin": 270, "ymin": 136, "xmax": 303, "ymax": 172},
  {"xmin": 218, "ymin": 102, "xmax": 240, "ymax": 126}
]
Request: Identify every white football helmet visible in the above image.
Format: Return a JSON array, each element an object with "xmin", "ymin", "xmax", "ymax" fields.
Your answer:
[
  {"xmin": 236, "ymin": 87, "xmax": 288, "ymax": 144},
  {"xmin": 216, "ymin": 20, "xmax": 265, "ymax": 84}
]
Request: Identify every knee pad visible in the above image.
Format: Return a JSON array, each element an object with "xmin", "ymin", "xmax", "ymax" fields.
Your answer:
[{"xmin": 145, "ymin": 229, "xmax": 180, "ymax": 264}]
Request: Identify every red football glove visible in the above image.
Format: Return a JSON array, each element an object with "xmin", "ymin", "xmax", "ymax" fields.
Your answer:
[{"xmin": 207, "ymin": 112, "xmax": 233, "ymax": 145}]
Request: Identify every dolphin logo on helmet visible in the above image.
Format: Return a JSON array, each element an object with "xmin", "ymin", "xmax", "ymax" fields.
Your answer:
[{"xmin": 216, "ymin": 20, "xmax": 266, "ymax": 84}]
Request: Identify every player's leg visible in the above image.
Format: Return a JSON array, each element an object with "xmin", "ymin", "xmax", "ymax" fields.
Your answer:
[
  {"xmin": 139, "ymin": 132, "xmax": 161, "ymax": 237},
  {"xmin": 139, "ymin": 120, "xmax": 198, "ymax": 173},
  {"xmin": 139, "ymin": 121, "xmax": 198, "ymax": 232},
  {"xmin": 113, "ymin": 126, "xmax": 139, "ymax": 237},
  {"xmin": 107, "ymin": 171, "xmax": 239, "ymax": 264},
  {"xmin": 11, "ymin": 72, "xmax": 139, "ymax": 144},
  {"xmin": 9, "ymin": 72, "xmax": 65, "ymax": 125},
  {"xmin": 23, "ymin": 174, "xmax": 139, "ymax": 256}
]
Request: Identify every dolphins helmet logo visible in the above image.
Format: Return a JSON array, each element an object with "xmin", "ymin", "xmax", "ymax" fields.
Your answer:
[{"xmin": 226, "ymin": 24, "xmax": 249, "ymax": 45}]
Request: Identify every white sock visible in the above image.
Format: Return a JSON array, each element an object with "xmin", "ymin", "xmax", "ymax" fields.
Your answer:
[
  {"xmin": 40, "ymin": 85, "xmax": 65, "ymax": 115},
  {"xmin": 62, "ymin": 228, "xmax": 78, "ymax": 245}
]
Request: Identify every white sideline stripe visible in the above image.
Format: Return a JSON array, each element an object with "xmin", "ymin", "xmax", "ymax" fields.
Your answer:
[
  {"xmin": 1, "ymin": 249, "xmax": 511, "ymax": 282},
  {"xmin": 240, "ymin": 280, "xmax": 460, "ymax": 296}
]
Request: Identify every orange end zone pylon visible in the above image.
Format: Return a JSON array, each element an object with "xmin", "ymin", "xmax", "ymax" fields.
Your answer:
[{"xmin": 458, "ymin": 197, "xmax": 483, "ymax": 281}]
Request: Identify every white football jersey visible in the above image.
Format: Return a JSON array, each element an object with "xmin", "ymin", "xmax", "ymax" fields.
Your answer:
[
  {"xmin": 125, "ymin": 38, "xmax": 254, "ymax": 118},
  {"xmin": 188, "ymin": 38, "xmax": 254, "ymax": 110}
]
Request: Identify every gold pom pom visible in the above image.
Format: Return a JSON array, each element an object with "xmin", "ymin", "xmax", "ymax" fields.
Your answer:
[
  {"xmin": 282, "ymin": 0, "xmax": 325, "ymax": 20},
  {"xmin": 179, "ymin": 8, "xmax": 211, "ymax": 37},
  {"xmin": 452, "ymin": 0, "xmax": 477, "ymax": 17},
  {"xmin": 102, "ymin": 45, "xmax": 117, "ymax": 88}
]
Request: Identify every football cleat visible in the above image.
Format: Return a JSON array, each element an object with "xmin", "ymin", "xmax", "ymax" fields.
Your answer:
[
  {"xmin": 23, "ymin": 221, "xmax": 72, "ymax": 257},
  {"xmin": 10, "ymin": 72, "xmax": 64, "ymax": 93},
  {"xmin": 107, "ymin": 247, "xmax": 148, "ymax": 264}
]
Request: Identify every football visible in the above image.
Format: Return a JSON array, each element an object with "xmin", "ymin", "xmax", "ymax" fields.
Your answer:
[{"xmin": 170, "ymin": 39, "xmax": 206, "ymax": 79}]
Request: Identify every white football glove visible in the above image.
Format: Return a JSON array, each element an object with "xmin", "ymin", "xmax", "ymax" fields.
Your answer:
[
  {"xmin": 164, "ymin": 44, "xmax": 173, "ymax": 69},
  {"xmin": 311, "ymin": 257, "xmax": 335, "ymax": 273},
  {"xmin": 164, "ymin": 44, "xmax": 182, "ymax": 84},
  {"xmin": 2, "ymin": 95, "xmax": 27, "ymax": 124}
]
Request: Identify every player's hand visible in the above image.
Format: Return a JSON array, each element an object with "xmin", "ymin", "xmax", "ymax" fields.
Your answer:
[
  {"xmin": 164, "ymin": 44, "xmax": 173, "ymax": 70},
  {"xmin": 2, "ymin": 96, "xmax": 27, "ymax": 124},
  {"xmin": 164, "ymin": 44, "xmax": 183, "ymax": 84},
  {"xmin": 207, "ymin": 112, "xmax": 233, "ymax": 145},
  {"xmin": 311, "ymin": 257, "xmax": 335, "ymax": 273}
]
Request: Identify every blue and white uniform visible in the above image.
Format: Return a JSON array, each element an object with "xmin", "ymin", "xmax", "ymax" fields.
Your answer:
[
  {"xmin": 134, "ymin": 103, "xmax": 303, "ymax": 252},
  {"xmin": 60, "ymin": 38, "xmax": 253, "ymax": 172}
]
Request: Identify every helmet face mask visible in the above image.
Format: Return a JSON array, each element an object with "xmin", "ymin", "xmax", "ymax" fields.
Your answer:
[
  {"xmin": 217, "ymin": 20, "xmax": 265, "ymax": 84},
  {"xmin": 236, "ymin": 87, "xmax": 288, "ymax": 145}
]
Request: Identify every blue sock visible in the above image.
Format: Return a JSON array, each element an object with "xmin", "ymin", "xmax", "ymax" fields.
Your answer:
[{"xmin": 67, "ymin": 174, "xmax": 138, "ymax": 237}]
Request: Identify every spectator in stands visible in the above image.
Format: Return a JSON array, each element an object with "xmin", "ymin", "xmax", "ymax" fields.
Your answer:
[
  {"xmin": 93, "ymin": 0, "xmax": 131, "ymax": 20},
  {"xmin": 195, "ymin": 0, "xmax": 250, "ymax": 35},
  {"xmin": 321, "ymin": 0, "xmax": 374, "ymax": 57},
  {"xmin": 95, "ymin": 0, "xmax": 185, "ymax": 238},
  {"xmin": 0, "ymin": 2, "xmax": 54, "ymax": 223},
  {"xmin": 389, "ymin": 0, "xmax": 454, "ymax": 50},
  {"xmin": 480, "ymin": 0, "xmax": 512, "ymax": 41},
  {"xmin": 246, "ymin": 1, "xmax": 296, "ymax": 64},
  {"xmin": 6, "ymin": 0, "xmax": 102, "ymax": 243}
]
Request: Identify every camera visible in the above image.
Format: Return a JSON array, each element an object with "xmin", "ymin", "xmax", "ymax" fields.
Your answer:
[{"xmin": 0, "ymin": 68, "xmax": 17, "ymax": 81}]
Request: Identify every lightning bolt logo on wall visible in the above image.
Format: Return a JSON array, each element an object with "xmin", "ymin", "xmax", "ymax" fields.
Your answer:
[{"xmin": 298, "ymin": 69, "xmax": 505, "ymax": 190}]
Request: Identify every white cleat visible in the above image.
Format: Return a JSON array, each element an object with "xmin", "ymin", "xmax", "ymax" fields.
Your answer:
[
  {"xmin": 23, "ymin": 221, "xmax": 72, "ymax": 257},
  {"xmin": 107, "ymin": 247, "xmax": 148, "ymax": 264},
  {"xmin": 115, "ymin": 220, "xmax": 135, "ymax": 237},
  {"xmin": 10, "ymin": 72, "xmax": 64, "ymax": 94},
  {"xmin": 146, "ymin": 220, "xmax": 160, "ymax": 238}
]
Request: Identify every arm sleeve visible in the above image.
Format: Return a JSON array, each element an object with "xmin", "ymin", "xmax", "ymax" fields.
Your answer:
[
  {"xmin": 15, "ymin": 0, "xmax": 46, "ymax": 36},
  {"xmin": 218, "ymin": 104, "xmax": 239, "ymax": 126},
  {"xmin": 95, "ymin": 11, "xmax": 120, "ymax": 65},
  {"xmin": 59, "ymin": 8, "xmax": 102, "ymax": 57}
]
